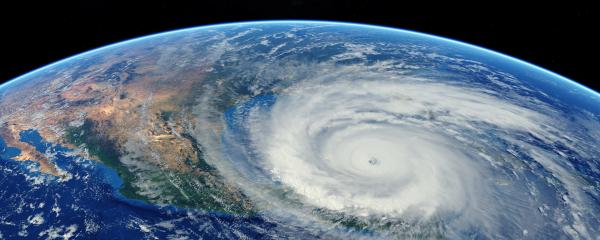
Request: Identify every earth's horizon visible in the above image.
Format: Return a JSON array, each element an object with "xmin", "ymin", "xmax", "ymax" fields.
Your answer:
[
  {"xmin": 1, "ymin": 21, "xmax": 599, "ymax": 239},
  {"xmin": 5, "ymin": 21, "xmax": 599, "ymax": 97}
]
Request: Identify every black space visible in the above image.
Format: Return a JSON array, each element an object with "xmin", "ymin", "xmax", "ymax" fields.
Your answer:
[{"xmin": 0, "ymin": 1, "xmax": 597, "ymax": 92}]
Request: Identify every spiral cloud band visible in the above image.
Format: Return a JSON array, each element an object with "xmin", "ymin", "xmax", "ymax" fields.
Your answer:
[
  {"xmin": 209, "ymin": 67, "xmax": 599, "ymax": 238},
  {"xmin": 249, "ymin": 78, "xmax": 491, "ymax": 218}
]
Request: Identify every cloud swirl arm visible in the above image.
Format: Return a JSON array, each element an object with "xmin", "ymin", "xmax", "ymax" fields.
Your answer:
[
  {"xmin": 200, "ymin": 68, "xmax": 600, "ymax": 238},
  {"xmin": 184, "ymin": 23, "xmax": 600, "ymax": 239}
]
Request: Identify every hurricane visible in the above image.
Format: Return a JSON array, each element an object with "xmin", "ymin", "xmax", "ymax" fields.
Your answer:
[{"xmin": 195, "ymin": 63, "xmax": 600, "ymax": 238}]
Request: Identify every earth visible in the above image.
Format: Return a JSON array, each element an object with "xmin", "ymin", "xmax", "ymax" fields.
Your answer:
[{"xmin": 1, "ymin": 21, "xmax": 599, "ymax": 239}]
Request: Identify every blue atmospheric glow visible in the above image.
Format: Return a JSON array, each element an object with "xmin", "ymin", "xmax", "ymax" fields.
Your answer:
[{"xmin": 2, "ymin": 20, "xmax": 597, "ymax": 98}]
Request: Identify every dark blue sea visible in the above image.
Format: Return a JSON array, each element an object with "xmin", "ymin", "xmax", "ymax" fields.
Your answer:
[{"xmin": 0, "ymin": 129, "xmax": 277, "ymax": 239}]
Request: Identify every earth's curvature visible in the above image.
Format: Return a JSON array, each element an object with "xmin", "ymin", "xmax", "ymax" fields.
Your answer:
[{"xmin": 1, "ymin": 21, "xmax": 599, "ymax": 239}]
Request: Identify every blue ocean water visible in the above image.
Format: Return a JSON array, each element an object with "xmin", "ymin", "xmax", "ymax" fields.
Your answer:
[
  {"xmin": 0, "ymin": 129, "xmax": 277, "ymax": 239},
  {"xmin": 222, "ymin": 94, "xmax": 278, "ymax": 182},
  {"xmin": 224, "ymin": 94, "xmax": 277, "ymax": 142}
]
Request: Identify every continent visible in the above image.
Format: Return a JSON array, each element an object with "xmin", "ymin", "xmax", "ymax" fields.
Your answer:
[{"xmin": 0, "ymin": 31, "xmax": 253, "ymax": 213}]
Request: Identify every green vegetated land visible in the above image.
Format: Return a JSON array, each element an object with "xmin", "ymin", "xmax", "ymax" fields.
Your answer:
[{"xmin": 65, "ymin": 119, "xmax": 254, "ymax": 214}]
